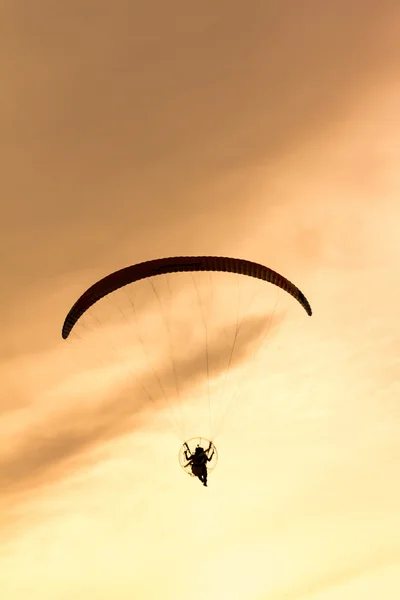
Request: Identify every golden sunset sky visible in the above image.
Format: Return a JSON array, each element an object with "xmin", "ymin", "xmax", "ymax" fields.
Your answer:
[{"xmin": 1, "ymin": 1, "xmax": 400, "ymax": 599}]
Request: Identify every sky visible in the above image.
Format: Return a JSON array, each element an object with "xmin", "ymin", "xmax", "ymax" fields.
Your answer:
[{"xmin": 1, "ymin": 1, "xmax": 400, "ymax": 598}]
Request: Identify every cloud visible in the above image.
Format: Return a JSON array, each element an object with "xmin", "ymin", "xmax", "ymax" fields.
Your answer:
[
  {"xmin": 2, "ymin": 0, "xmax": 399, "ymax": 293},
  {"xmin": 0, "ymin": 308, "xmax": 282, "ymax": 517}
]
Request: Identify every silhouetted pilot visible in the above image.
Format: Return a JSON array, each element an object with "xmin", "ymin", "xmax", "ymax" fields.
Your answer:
[{"xmin": 184, "ymin": 442, "xmax": 214, "ymax": 486}]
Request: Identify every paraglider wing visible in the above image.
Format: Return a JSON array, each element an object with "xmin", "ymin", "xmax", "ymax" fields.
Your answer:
[{"xmin": 62, "ymin": 256, "xmax": 312, "ymax": 339}]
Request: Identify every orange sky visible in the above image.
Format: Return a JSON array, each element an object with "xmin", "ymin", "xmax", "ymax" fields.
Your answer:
[{"xmin": 1, "ymin": 1, "xmax": 400, "ymax": 599}]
